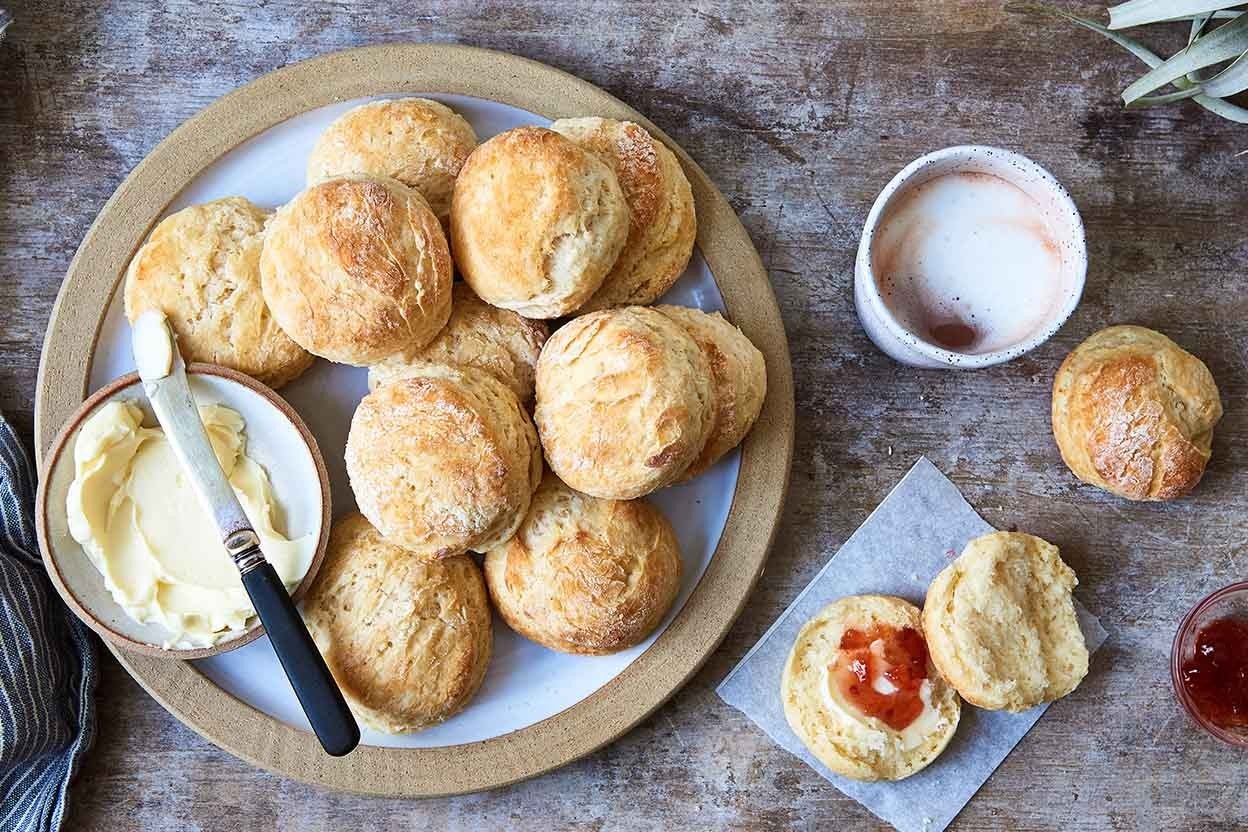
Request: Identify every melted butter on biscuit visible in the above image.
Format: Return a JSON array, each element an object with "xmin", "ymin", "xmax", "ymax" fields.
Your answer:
[
  {"xmin": 67, "ymin": 400, "xmax": 313, "ymax": 648},
  {"xmin": 822, "ymin": 644, "xmax": 947, "ymax": 752}
]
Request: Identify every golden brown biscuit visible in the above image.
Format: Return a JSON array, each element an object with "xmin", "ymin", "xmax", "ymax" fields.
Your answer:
[
  {"xmin": 450, "ymin": 127, "xmax": 630, "ymax": 318},
  {"xmin": 922, "ymin": 532, "xmax": 1089, "ymax": 712},
  {"xmin": 260, "ymin": 174, "xmax": 453, "ymax": 366},
  {"xmin": 368, "ymin": 283, "xmax": 549, "ymax": 405},
  {"xmin": 303, "ymin": 513, "xmax": 492, "ymax": 733},
  {"xmin": 655, "ymin": 305, "xmax": 766, "ymax": 479},
  {"xmin": 346, "ymin": 365, "xmax": 541, "ymax": 558},
  {"xmin": 306, "ymin": 98, "xmax": 477, "ymax": 226},
  {"xmin": 1051, "ymin": 325, "xmax": 1222, "ymax": 500},
  {"xmin": 535, "ymin": 307, "xmax": 714, "ymax": 499},
  {"xmin": 123, "ymin": 197, "xmax": 313, "ymax": 388},
  {"xmin": 782, "ymin": 595, "xmax": 960, "ymax": 782},
  {"xmin": 484, "ymin": 473, "xmax": 682, "ymax": 655},
  {"xmin": 550, "ymin": 118, "xmax": 696, "ymax": 310}
]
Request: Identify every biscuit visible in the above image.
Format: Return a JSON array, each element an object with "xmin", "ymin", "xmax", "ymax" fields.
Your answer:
[
  {"xmin": 450, "ymin": 127, "xmax": 630, "ymax": 318},
  {"xmin": 782, "ymin": 595, "xmax": 960, "ymax": 782},
  {"xmin": 484, "ymin": 473, "xmax": 682, "ymax": 655},
  {"xmin": 123, "ymin": 197, "xmax": 313, "ymax": 388},
  {"xmin": 535, "ymin": 306, "xmax": 714, "ymax": 499},
  {"xmin": 303, "ymin": 513, "xmax": 492, "ymax": 733},
  {"xmin": 306, "ymin": 98, "xmax": 477, "ymax": 226},
  {"xmin": 368, "ymin": 283, "xmax": 549, "ymax": 405},
  {"xmin": 550, "ymin": 118, "xmax": 696, "ymax": 310},
  {"xmin": 922, "ymin": 531, "xmax": 1089, "ymax": 712},
  {"xmin": 260, "ymin": 175, "xmax": 453, "ymax": 366},
  {"xmin": 346, "ymin": 365, "xmax": 542, "ymax": 558},
  {"xmin": 1051, "ymin": 325, "xmax": 1221, "ymax": 500},
  {"xmin": 655, "ymin": 305, "xmax": 766, "ymax": 479}
]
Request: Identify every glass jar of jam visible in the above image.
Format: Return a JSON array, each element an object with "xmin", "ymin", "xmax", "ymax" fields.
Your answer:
[{"xmin": 1171, "ymin": 580, "xmax": 1248, "ymax": 748}]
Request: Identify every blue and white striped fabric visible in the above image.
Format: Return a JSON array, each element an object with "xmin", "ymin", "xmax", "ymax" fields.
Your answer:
[{"xmin": 0, "ymin": 416, "xmax": 96, "ymax": 831}]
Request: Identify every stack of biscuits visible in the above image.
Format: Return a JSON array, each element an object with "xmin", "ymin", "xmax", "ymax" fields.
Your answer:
[{"xmin": 123, "ymin": 98, "xmax": 768, "ymax": 734}]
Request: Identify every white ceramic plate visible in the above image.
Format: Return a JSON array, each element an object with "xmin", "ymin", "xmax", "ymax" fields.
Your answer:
[{"xmin": 87, "ymin": 93, "xmax": 741, "ymax": 749}]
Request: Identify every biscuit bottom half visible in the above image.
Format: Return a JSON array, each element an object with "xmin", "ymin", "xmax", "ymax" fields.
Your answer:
[{"xmin": 782, "ymin": 594, "xmax": 961, "ymax": 782}]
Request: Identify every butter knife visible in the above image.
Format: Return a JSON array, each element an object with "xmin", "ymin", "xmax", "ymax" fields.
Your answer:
[{"xmin": 132, "ymin": 311, "xmax": 359, "ymax": 757}]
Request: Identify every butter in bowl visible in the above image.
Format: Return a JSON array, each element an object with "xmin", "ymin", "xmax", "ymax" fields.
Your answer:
[{"xmin": 36, "ymin": 361, "xmax": 331, "ymax": 659}]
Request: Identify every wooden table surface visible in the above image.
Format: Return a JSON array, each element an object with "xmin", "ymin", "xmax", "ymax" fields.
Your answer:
[{"xmin": 3, "ymin": 2, "xmax": 1247, "ymax": 829}]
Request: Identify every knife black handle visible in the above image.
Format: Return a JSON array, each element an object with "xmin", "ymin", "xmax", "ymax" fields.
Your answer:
[{"xmin": 240, "ymin": 562, "xmax": 360, "ymax": 757}]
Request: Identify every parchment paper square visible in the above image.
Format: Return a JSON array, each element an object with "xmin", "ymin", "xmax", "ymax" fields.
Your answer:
[{"xmin": 717, "ymin": 457, "xmax": 1108, "ymax": 832}]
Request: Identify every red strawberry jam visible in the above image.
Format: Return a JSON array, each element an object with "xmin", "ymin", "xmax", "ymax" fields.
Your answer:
[
  {"xmin": 832, "ymin": 624, "xmax": 929, "ymax": 731},
  {"xmin": 1181, "ymin": 616, "xmax": 1248, "ymax": 730}
]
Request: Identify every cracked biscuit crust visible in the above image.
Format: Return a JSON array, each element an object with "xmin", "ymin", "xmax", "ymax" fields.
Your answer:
[
  {"xmin": 535, "ymin": 306, "xmax": 714, "ymax": 499},
  {"xmin": 124, "ymin": 197, "xmax": 313, "ymax": 388},
  {"xmin": 303, "ymin": 513, "xmax": 492, "ymax": 733},
  {"xmin": 484, "ymin": 473, "xmax": 682, "ymax": 655},
  {"xmin": 260, "ymin": 174, "xmax": 452, "ymax": 366},
  {"xmin": 450, "ymin": 127, "xmax": 629, "ymax": 318},
  {"xmin": 347, "ymin": 365, "xmax": 542, "ymax": 558},
  {"xmin": 1052, "ymin": 325, "xmax": 1221, "ymax": 500}
]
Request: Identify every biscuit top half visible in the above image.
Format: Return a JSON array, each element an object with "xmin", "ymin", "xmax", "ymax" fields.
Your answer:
[{"xmin": 922, "ymin": 531, "xmax": 1089, "ymax": 712}]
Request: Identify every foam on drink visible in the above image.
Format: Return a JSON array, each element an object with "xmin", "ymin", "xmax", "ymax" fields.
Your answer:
[{"xmin": 871, "ymin": 172, "xmax": 1070, "ymax": 355}]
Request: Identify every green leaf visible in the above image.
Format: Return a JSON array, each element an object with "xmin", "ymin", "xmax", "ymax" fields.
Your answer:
[
  {"xmin": 1187, "ymin": 14, "xmax": 1215, "ymax": 83},
  {"xmin": 1198, "ymin": 47, "xmax": 1248, "ymax": 95},
  {"xmin": 1108, "ymin": 0, "xmax": 1246, "ymax": 29},
  {"xmin": 1121, "ymin": 13, "xmax": 1248, "ymax": 102},
  {"xmin": 1125, "ymin": 87, "xmax": 1205, "ymax": 105},
  {"xmin": 1051, "ymin": 7, "xmax": 1248, "ymax": 122}
]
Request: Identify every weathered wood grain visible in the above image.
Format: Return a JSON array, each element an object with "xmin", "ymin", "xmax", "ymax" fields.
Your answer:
[{"xmin": 2, "ymin": 1, "xmax": 1247, "ymax": 829}]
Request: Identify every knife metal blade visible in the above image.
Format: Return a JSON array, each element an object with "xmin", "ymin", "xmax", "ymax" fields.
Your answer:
[{"xmin": 134, "ymin": 314, "xmax": 256, "ymax": 552}]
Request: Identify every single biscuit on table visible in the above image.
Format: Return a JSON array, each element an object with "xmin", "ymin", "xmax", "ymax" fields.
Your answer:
[
  {"xmin": 655, "ymin": 305, "xmax": 766, "ymax": 480},
  {"xmin": 123, "ymin": 197, "xmax": 313, "ymax": 388},
  {"xmin": 1051, "ymin": 324, "xmax": 1221, "ymax": 501},
  {"xmin": 782, "ymin": 595, "xmax": 960, "ymax": 782},
  {"xmin": 922, "ymin": 531, "xmax": 1089, "ymax": 712},
  {"xmin": 303, "ymin": 513, "xmax": 492, "ymax": 733},
  {"xmin": 450, "ymin": 127, "xmax": 630, "ymax": 318},
  {"xmin": 549, "ymin": 117, "xmax": 696, "ymax": 310},
  {"xmin": 535, "ymin": 306, "xmax": 714, "ymax": 499},
  {"xmin": 305, "ymin": 98, "xmax": 477, "ymax": 227},
  {"xmin": 260, "ymin": 175, "xmax": 453, "ymax": 366},
  {"xmin": 484, "ymin": 473, "xmax": 682, "ymax": 655},
  {"xmin": 368, "ymin": 283, "xmax": 549, "ymax": 405},
  {"xmin": 346, "ymin": 365, "xmax": 541, "ymax": 558}
]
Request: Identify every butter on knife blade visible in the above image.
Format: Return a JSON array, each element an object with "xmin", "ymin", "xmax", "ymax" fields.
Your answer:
[{"xmin": 132, "ymin": 310, "xmax": 175, "ymax": 382}]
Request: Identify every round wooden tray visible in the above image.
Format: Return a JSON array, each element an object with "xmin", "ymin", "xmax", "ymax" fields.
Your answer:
[{"xmin": 34, "ymin": 43, "xmax": 794, "ymax": 797}]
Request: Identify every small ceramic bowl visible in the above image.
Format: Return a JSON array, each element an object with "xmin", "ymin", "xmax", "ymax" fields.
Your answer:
[
  {"xmin": 36, "ymin": 364, "xmax": 331, "ymax": 659},
  {"xmin": 854, "ymin": 145, "xmax": 1087, "ymax": 369},
  {"xmin": 1171, "ymin": 581, "xmax": 1248, "ymax": 748}
]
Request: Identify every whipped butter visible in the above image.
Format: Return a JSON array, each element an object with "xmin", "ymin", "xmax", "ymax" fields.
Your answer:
[
  {"xmin": 822, "ymin": 638, "xmax": 947, "ymax": 752},
  {"xmin": 66, "ymin": 400, "xmax": 313, "ymax": 648}
]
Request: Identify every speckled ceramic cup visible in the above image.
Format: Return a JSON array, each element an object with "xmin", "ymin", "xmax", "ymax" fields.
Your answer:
[{"xmin": 854, "ymin": 145, "xmax": 1086, "ymax": 369}]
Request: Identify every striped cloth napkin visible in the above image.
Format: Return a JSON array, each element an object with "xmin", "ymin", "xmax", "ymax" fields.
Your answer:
[{"xmin": 0, "ymin": 417, "xmax": 97, "ymax": 830}]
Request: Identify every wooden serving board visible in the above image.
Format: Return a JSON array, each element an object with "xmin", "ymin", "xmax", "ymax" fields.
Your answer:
[{"xmin": 34, "ymin": 44, "xmax": 794, "ymax": 797}]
